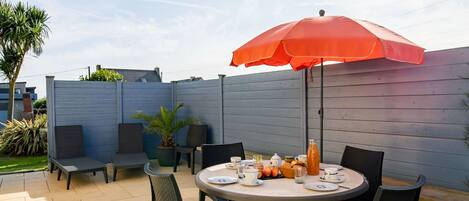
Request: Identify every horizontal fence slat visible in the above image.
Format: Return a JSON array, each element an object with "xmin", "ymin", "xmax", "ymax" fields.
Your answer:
[
  {"xmin": 308, "ymin": 118, "xmax": 465, "ymax": 140},
  {"xmin": 307, "ymin": 95, "xmax": 468, "ymax": 109},
  {"xmin": 308, "ymin": 79, "xmax": 469, "ymax": 97},
  {"xmin": 308, "ymin": 108, "xmax": 469, "ymax": 125}
]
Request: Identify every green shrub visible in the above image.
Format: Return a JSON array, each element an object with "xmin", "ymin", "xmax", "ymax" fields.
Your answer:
[
  {"xmin": 79, "ymin": 69, "xmax": 124, "ymax": 82},
  {"xmin": 0, "ymin": 114, "xmax": 47, "ymax": 156},
  {"xmin": 33, "ymin": 98, "xmax": 46, "ymax": 109}
]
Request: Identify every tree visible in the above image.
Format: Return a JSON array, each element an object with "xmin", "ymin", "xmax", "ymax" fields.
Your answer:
[
  {"xmin": 0, "ymin": 1, "xmax": 49, "ymax": 120},
  {"xmin": 79, "ymin": 69, "xmax": 124, "ymax": 82}
]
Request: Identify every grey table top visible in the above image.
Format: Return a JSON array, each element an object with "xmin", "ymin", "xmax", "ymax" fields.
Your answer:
[{"xmin": 195, "ymin": 163, "xmax": 369, "ymax": 201}]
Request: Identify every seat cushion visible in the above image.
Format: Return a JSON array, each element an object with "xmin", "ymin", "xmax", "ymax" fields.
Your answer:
[
  {"xmin": 113, "ymin": 153, "xmax": 149, "ymax": 168},
  {"xmin": 54, "ymin": 157, "xmax": 105, "ymax": 173},
  {"xmin": 175, "ymin": 146, "xmax": 195, "ymax": 153}
]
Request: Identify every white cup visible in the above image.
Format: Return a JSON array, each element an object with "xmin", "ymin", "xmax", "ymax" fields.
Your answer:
[
  {"xmin": 324, "ymin": 167, "xmax": 338, "ymax": 174},
  {"xmin": 324, "ymin": 167, "xmax": 339, "ymax": 180},
  {"xmin": 242, "ymin": 168, "xmax": 258, "ymax": 185},
  {"xmin": 296, "ymin": 154, "xmax": 307, "ymax": 163},
  {"xmin": 230, "ymin": 156, "xmax": 241, "ymax": 165}
]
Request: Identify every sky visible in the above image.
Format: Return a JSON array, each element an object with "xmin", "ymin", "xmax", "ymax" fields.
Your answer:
[{"xmin": 8, "ymin": 0, "xmax": 469, "ymax": 98}]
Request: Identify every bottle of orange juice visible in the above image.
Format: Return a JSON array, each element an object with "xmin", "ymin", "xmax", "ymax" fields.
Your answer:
[{"xmin": 306, "ymin": 139, "xmax": 320, "ymax": 175}]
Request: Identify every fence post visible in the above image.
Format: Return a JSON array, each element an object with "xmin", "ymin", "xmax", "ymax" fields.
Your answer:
[
  {"xmin": 218, "ymin": 74, "xmax": 226, "ymax": 144},
  {"xmin": 116, "ymin": 81, "xmax": 123, "ymax": 124},
  {"xmin": 299, "ymin": 70, "xmax": 308, "ymax": 153},
  {"xmin": 46, "ymin": 76, "xmax": 56, "ymax": 168},
  {"xmin": 171, "ymin": 81, "xmax": 177, "ymax": 109},
  {"xmin": 171, "ymin": 81, "xmax": 178, "ymax": 143}
]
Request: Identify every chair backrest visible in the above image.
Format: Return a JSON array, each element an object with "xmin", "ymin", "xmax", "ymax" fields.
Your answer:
[
  {"xmin": 186, "ymin": 124, "xmax": 208, "ymax": 147},
  {"xmin": 55, "ymin": 125, "xmax": 85, "ymax": 159},
  {"xmin": 340, "ymin": 146, "xmax": 384, "ymax": 201},
  {"xmin": 144, "ymin": 163, "xmax": 183, "ymax": 201},
  {"xmin": 201, "ymin": 142, "xmax": 245, "ymax": 169},
  {"xmin": 118, "ymin": 123, "xmax": 144, "ymax": 153},
  {"xmin": 373, "ymin": 175, "xmax": 426, "ymax": 201}
]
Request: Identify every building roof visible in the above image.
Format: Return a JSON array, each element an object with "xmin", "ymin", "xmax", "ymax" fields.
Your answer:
[{"xmin": 97, "ymin": 66, "xmax": 162, "ymax": 82}]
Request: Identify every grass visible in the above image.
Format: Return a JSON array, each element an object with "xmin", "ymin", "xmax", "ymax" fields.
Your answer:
[{"xmin": 0, "ymin": 154, "xmax": 48, "ymax": 174}]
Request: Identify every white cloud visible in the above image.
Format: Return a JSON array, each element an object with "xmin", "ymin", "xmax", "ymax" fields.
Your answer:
[{"xmin": 9, "ymin": 0, "xmax": 469, "ymax": 98}]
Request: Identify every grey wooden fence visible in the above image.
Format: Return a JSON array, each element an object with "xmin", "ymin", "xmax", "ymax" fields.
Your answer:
[
  {"xmin": 175, "ymin": 78, "xmax": 222, "ymax": 145},
  {"xmin": 223, "ymin": 70, "xmax": 305, "ymax": 155},
  {"xmin": 46, "ymin": 80, "xmax": 172, "ymax": 162},
  {"xmin": 47, "ymin": 47, "xmax": 469, "ymax": 190},
  {"xmin": 306, "ymin": 47, "xmax": 469, "ymax": 190}
]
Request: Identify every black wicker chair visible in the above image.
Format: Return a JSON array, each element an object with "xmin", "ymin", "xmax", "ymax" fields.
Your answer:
[
  {"xmin": 112, "ymin": 123, "xmax": 149, "ymax": 181},
  {"xmin": 373, "ymin": 175, "xmax": 426, "ymax": 201},
  {"xmin": 144, "ymin": 163, "xmax": 183, "ymax": 201},
  {"xmin": 50, "ymin": 125, "xmax": 108, "ymax": 190},
  {"xmin": 173, "ymin": 124, "xmax": 208, "ymax": 174},
  {"xmin": 199, "ymin": 142, "xmax": 245, "ymax": 201},
  {"xmin": 341, "ymin": 146, "xmax": 385, "ymax": 201}
]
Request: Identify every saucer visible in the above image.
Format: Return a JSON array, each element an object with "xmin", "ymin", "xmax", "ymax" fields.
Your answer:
[
  {"xmin": 225, "ymin": 163, "xmax": 238, "ymax": 170},
  {"xmin": 240, "ymin": 179, "xmax": 264, "ymax": 186},
  {"xmin": 320, "ymin": 175, "xmax": 346, "ymax": 183},
  {"xmin": 304, "ymin": 182, "xmax": 339, "ymax": 192},
  {"xmin": 207, "ymin": 176, "xmax": 238, "ymax": 185},
  {"xmin": 320, "ymin": 163, "xmax": 343, "ymax": 170}
]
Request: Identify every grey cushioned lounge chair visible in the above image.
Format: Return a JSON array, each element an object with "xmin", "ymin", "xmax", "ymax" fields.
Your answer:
[
  {"xmin": 373, "ymin": 175, "xmax": 426, "ymax": 201},
  {"xmin": 50, "ymin": 125, "xmax": 108, "ymax": 190},
  {"xmin": 144, "ymin": 162, "xmax": 183, "ymax": 201},
  {"xmin": 112, "ymin": 123, "xmax": 149, "ymax": 181}
]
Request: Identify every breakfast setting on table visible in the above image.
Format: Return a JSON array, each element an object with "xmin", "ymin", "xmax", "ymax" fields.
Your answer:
[{"xmin": 195, "ymin": 139, "xmax": 368, "ymax": 201}]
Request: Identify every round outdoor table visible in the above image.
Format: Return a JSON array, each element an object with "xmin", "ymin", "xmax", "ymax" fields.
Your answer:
[{"xmin": 195, "ymin": 163, "xmax": 368, "ymax": 201}]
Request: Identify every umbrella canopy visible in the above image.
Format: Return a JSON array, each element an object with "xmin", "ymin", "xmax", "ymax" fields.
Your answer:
[
  {"xmin": 230, "ymin": 15, "xmax": 424, "ymax": 70},
  {"xmin": 230, "ymin": 11, "xmax": 424, "ymax": 161}
]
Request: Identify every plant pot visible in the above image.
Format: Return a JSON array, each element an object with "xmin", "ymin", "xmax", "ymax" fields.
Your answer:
[{"xmin": 156, "ymin": 146, "xmax": 175, "ymax": 166}]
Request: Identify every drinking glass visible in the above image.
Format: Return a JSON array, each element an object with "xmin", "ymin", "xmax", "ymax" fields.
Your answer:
[
  {"xmin": 237, "ymin": 163, "xmax": 245, "ymax": 179},
  {"xmin": 294, "ymin": 166, "xmax": 306, "ymax": 184}
]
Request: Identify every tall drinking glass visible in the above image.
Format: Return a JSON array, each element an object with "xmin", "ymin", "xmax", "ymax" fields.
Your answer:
[{"xmin": 294, "ymin": 166, "xmax": 306, "ymax": 184}]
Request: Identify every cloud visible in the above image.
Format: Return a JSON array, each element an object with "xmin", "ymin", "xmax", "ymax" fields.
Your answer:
[
  {"xmin": 11, "ymin": 0, "xmax": 469, "ymax": 98},
  {"xmin": 140, "ymin": 0, "xmax": 223, "ymax": 14}
]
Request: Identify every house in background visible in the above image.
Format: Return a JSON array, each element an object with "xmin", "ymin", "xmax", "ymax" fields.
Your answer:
[
  {"xmin": 96, "ymin": 65, "xmax": 162, "ymax": 82},
  {"xmin": 0, "ymin": 82, "xmax": 37, "ymax": 122}
]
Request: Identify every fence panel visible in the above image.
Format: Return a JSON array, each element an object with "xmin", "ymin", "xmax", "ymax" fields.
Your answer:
[
  {"xmin": 307, "ymin": 47, "xmax": 469, "ymax": 190},
  {"xmin": 223, "ymin": 70, "xmax": 304, "ymax": 156},
  {"xmin": 175, "ymin": 79, "xmax": 221, "ymax": 145},
  {"xmin": 53, "ymin": 81, "xmax": 118, "ymax": 162}
]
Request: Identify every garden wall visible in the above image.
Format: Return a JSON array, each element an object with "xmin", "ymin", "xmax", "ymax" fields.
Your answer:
[{"xmin": 47, "ymin": 47, "xmax": 469, "ymax": 190}]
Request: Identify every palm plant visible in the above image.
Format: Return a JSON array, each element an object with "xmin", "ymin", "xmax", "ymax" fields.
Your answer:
[
  {"xmin": 0, "ymin": 1, "xmax": 50, "ymax": 120},
  {"xmin": 132, "ymin": 103, "xmax": 194, "ymax": 147}
]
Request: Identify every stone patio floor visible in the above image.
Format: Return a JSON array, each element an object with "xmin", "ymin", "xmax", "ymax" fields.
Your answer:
[
  {"xmin": 0, "ymin": 162, "xmax": 206, "ymax": 201},
  {"xmin": 1, "ymin": 161, "xmax": 469, "ymax": 201}
]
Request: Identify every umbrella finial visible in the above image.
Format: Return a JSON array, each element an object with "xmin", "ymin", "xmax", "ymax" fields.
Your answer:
[{"xmin": 319, "ymin": 9, "xmax": 325, "ymax": 17}]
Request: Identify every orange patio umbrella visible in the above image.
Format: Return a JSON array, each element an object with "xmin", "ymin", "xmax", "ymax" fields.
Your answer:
[{"xmin": 230, "ymin": 10, "xmax": 424, "ymax": 161}]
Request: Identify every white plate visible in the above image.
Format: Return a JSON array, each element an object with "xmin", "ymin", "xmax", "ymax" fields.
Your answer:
[
  {"xmin": 320, "ymin": 163, "xmax": 343, "ymax": 170},
  {"xmin": 320, "ymin": 175, "xmax": 346, "ymax": 183},
  {"xmin": 225, "ymin": 163, "xmax": 237, "ymax": 170},
  {"xmin": 240, "ymin": 179, "xmax": 264, "ymax": 186},
  {"xmin": 304, "ymin": 182, "xmax": 339, "ymax": 192},
  {"xmin": 207, "ymin": 176, "xmax": 238, "ymax": 185}
]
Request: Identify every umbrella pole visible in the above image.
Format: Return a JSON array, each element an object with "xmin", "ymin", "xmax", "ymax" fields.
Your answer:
[{"xmin": 320, "ymin": 58, "xmax": 324, "ymax": 162}]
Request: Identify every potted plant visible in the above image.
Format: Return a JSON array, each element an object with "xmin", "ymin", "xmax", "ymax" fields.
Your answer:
[{"xmin": 132, "ymin": 103, "xmax": 193, "ymax": 166}]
